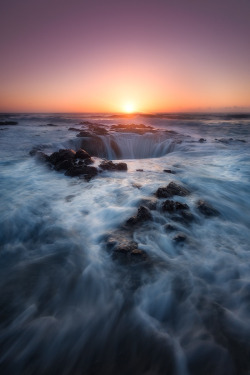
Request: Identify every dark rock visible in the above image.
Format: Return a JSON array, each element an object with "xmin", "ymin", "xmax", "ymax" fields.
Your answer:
[
  {"xmin": 136, "ymin": 169, "xmax": 144, "ymax": 172},
  {"xmin": 65, "ymin": 165, "xmax": 98, "ymax": 180},
  {"xmin": 55, "ymin": 159, "xmax": 74, "ymax": 171},
  {"xmin": 199, "ymin": 138, "xmax": 206, "ymax": 143},
  {"xmin": 163, "ymin": 169, "xmax": 175, "ymax": 174},
  {"xmin": 74, "ymin": 148, "xmax": 91, "ymax": 160},
  {"xmin": 196, "ymin": 200, "xmax": 219, "ymax": 217},
  {"xmin": 173, "ymin": 233, "xmax": 187, "ymax": 242},
  {"xmin": 106, "ymin": 235, "xmax": 147, "ymax": 264},
  {"xmin": 172, "ymin": 210, "xmax": 195, "ymax": 224},
  {"xmin": 162, "ymin": 200, "xmax": 189, "ymax": 212},
  {"xmin": 164, "ymin": 223, "xmax": 177, "ymax": 232},
  {"xmin": 68, "ymin": 127, "xmax": 81, "ymax": 131},
  {"xmin": 76, "ymin": 131, "xmax": 93, "ymax": 137},
  {"xmin": 47, "ymin": 123, "xmax": 57, "ymax": 127},
  {"xmin": 156, "ymin": 182, "xmax": 190, "ymax": 198},
  {"xmin": 48, "ymin": 149, "xmax": 76, "ymax": 165},
  {"xmin": 99, "ymin": 160, "xmax": 128, "ymax": 171},
  {"xmin": 110, "ymin": 123, "xmax": 155, "ymax": 134},
  {"xmin": 36, "ymin": 151, "xmax": 50, "ymax": 162},
  {"xmin": 0, "ymin": 121, "xmax": 18, "ymax": 125},
  {"xmin": 126, "ymin": 206, "xmax": 152, "ymax": 225},
  {"xmin": 139, "ymin": 198, "xmax": 157, "ymax": 210}
]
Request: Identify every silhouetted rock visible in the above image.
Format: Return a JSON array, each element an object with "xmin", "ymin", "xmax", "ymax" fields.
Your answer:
[
  {"xmin": 156, "ymin": 182, "xmax": 190, "ymax": 198},
  {"xmin": 196, "ymin": 200, "xmax": 219, "ymax": 217},
  {"xmin": 162, "ymin": 200, "xmax": 189, "ymax": 212},
  {"xmin": 74, "ymin": 148, "xmax": 91, "ymax": 160},
  {"xmin": 199, "ymin": 138, "xmax": 206, "ymax": 143},
  {"xmin": 163, "ymin": 169, "xmax": 176, "ymax": 174},
  {"xmin": 126, "ymin": 206, "xmax": 152, "ymax": 225},
  {"xmin": 173, "ymin": 233, "xmax": 187, "ymax": 242},
  {"xmin": 65, "ymin": 165, "xmax": 98, "ymax": 180},
  {"xmin": 0, "ymin": 121, "xmax": 18, "ymax": 125},
  {"xmin": 99, "ymin": 160, "xmax": 127, "ymax": 171},
  {"xmin": 55, "ymin": 159, "xmax": 74, "ymax": 171},
  {"xmin": 48, "ymin": 149, "xmax": 76, "ymax": 165}
]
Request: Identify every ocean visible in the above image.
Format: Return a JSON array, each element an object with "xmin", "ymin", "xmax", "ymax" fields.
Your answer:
[{"xmin": 0, "ymin": 113, "xmax": 250, "ymax": 374}]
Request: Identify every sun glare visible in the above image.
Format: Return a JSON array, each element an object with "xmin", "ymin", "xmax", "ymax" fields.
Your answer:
[{"xmin": 123, "ymin": 102, "xmax": 135, "ymax": 113}]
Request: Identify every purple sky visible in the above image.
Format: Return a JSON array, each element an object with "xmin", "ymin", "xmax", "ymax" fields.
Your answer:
[{"xmin": 1, "ymin": 0, "xmax": 250, "ymax": 112}]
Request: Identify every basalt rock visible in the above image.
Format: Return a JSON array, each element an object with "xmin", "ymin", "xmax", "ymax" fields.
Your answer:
[
  {"xmin": 156, "ymin": 182, "xmax": 190, "ymax": 198},
  {"xmin": 162, "ymin": 200, "xmax": 189, "ymax": 212},
  {"xmin": 126, "ymin": 206, "xmax": 152, "ymax": 225},
  {"xmin": 74, "ymin": 148, "xmax": 91, "ymax": 160},
  {"xmin": 48, "ymin": 149, "xmax": 76, "ymax": 165},
  {"xmin": 163, "ymin": 169, "xmax": 176, "ymax": 174},
  {"xmin": 106, "ymin": 234, "xmax": 147, "ymax": 264},
  {"xmin": 99, "ymin": 160, "xmax": 127, "ymax": 171},
  {"xmin": 65, "ymin": 165, "xmax": 98, "ymax": 181},
  {"xmin": 196, "ymin": 200, "xmax": 219, "ymax": 217}
]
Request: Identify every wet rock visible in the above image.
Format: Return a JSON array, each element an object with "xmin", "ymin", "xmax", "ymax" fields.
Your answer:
[
  {"xmin": 199, "ymin": 138, "xmax": 206, "ymax": 143},
  {"xmin": 99, "ymin": 160, "xmax": 128, "ymax": 171},
  {"xmin": 76, "ymin": 131, "xmax": 92, "ymax": 137},
  {"xmin": 126, "ymin": 206, "xmax": 152, "ymax": 225},
  {"xmin": 55, "ymin": 159, "xmax": 74, "ymax": 171},
  {"xmin": 74, "ymin": 148, "xmax": 91, "ymax": 160},
  {"xmin": 68, "ymin": 127, "xmax": 81, "ymax": 131},
  {"xmin": 48, "ymin": 149, "xmax": 76, "ymax": 165},
  {"xmin": 172, "ymin": 210, "xmax": 195, "ymax": 224},
  {"xmin": 35, "ymin": 151, "xmax": 50, "ymax": 163},
  {"xmin": 136, "ymin": 169, "xmax": 144, "ymax": 172},
  {"xmin": 139, "ymin": 198, "xmax": 157, "ymax": 210},
  {"xmin": 196, "ymin": 200, "xmax": 219, "ymax": 217},
  {"xmin": 162, "ymin": 200, "xmax": 189, "ymax": 212},
  {"xmin": 156, "ymin": 181, "xmax": 190, "ymax": 198},
  {"xmin": 163, "ymin": 169, "xmax": 176, "ymax": 174},
  {"xmin": 47, "ymin": 123, "xmax": 57, "ymax": 127},
  {"xmin": 65, "ymin": 165, "xmax": 98, "ymax": 180},
  {"xmin": 106, "ymin": 235, "xmax": 147, "ymax": 264},
  {"xmin": 110, "ymin": 123, "xmax": 155, "ymax": 134},
  {"xmin": 173, "ymin": 233, "xmax": 187, "ymax": 242},
  {"xmin": 164, "ymin": 223, "xmax": 177, "ymax": 232},
  {"xmin": 0, "ymin": 121, "xmax": 18, "ymax": 125}
]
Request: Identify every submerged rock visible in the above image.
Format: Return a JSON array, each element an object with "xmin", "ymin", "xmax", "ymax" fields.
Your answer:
[
  {"xmin": 172, "ymin": 210, "xmax": 195, "ymax": 224},
  {"xmin": 0, "ymin": 121, "xmax": 18, "ymax": 125},
  {"xmin": 163, "ymin": 169, "xmax": 175, "ymax": 174},
  {"xmin": 173, "ymin": 233, "xmax": 187, "ymax": 242},
  {"xmin": 126, "ymin": 206, "xmax": 152, "ymax": 225},
  {"xmin": 196, "ymin": 200, "xmax": 219, "ymax": 217},
  {"xmin": 99, "ymin": 160, "xmax": 127, "ymax": 171},
  {"xmin": 162, "ymin": 200, "xmax": 189, "ymax": 212},
  {"xmin": 156, "ymin": 182, "xmax": 190, "ymax": 198}
]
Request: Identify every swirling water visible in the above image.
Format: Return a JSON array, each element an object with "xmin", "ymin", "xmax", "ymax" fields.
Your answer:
[{"xmin": 0, "ymin": 113, "xmax": 250, "ymax": 375}]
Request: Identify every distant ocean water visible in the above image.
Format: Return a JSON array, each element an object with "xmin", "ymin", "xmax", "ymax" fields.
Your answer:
[{"xmin": 0, "ymin": 113, "xmax": 250, "ymax": 375}]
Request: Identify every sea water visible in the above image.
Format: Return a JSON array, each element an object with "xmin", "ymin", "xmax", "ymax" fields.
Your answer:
[{"xmin": 0, "ymin": 113, "xmax": 250, "ymax": 374}]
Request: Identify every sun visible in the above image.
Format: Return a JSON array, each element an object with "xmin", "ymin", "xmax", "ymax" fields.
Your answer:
[{"xmin": 123, "ymin": 102, "xmax": 135, "ymax": 113}]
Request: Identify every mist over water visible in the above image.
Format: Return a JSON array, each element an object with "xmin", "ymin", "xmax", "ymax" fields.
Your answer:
[{"xmin": 0, "ymin": 113, "xmax": 250, "ymax": 375}]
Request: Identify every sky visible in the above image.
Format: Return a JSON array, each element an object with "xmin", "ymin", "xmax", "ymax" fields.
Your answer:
[{"xmin": 0, "ymin": 0, "xmax": 250, "ymax": 113}]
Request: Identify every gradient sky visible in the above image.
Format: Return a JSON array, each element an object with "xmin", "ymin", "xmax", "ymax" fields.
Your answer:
[{"xmin": 0, "ymin": 0, "xmax": 250, "ymax": 113}]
